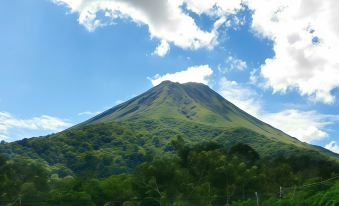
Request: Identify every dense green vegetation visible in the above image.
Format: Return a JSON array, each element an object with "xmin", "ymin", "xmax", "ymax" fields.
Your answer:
[
  {"xmin": 1, "ymin": 81, "xmax": 339, "ymax": 205},
  {"xmin": 1, "ymin": 120, "xmax": 335, "ymax": 178},
  {"xmin": 1, "ymin": 140, "xmax": 338, "ymax": 206}
]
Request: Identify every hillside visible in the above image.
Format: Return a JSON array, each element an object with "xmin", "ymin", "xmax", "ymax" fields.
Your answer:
[
  {"xmin": 0, "ymin": 81, "xmax": 338, "ymax": 177},
  {"xmin": 1, "ymin": 81, "xmax": 339, "ymax": 205}
]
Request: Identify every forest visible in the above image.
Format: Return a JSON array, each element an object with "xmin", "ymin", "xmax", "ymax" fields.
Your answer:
[{"xmin": 1, "ymin": 137, "xmax": 339, "ymax": 206}]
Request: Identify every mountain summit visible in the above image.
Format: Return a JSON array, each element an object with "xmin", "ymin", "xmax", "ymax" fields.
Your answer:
[
  {"xmin": 83, "ymin": 81, "xmax": 231, "ymax": 125},
  {"xmin": 81, "ymin": 81, "xmax": 300, "ymax": 146},
  {"xmin": 82, "ymin": 81, "xmax": 280, "ymax": 131}
]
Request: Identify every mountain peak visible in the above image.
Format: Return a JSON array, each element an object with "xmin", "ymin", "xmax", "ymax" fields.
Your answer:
[
  {"xmin": 81, "ymin": 81, "xmax": 213, "ymax": 124},
  {"xmin": 82, "ymin": 81, "xmax": 242, "ymax": 125},
  {"xmin": 80, "ymin": 82, "xmax": 294, "ymax": 145}
]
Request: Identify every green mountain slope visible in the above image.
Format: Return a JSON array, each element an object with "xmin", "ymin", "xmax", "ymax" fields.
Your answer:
[
  {"xmin": 80, "ymin": 81, "xmax": 337, "ymax": 157},
  {"xmin": 0, "ymin": 81, "xmax": 338, "ymax": 177},
  {"xmin": 80, "ymin": 81, "xmax": 296, "ymax": 143}
]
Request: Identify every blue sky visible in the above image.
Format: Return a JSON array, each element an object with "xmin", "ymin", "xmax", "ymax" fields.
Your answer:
[{"xmin": 1, "ymin": 0, "xmax": 339, "ymax": 153}]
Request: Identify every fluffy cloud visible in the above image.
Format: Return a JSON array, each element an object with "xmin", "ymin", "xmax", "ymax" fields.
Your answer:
[
  {"xmin": 0, "ymin": 112, "xmax": 71, "ymax": 141},
  {"xmin": 218, "ymin": 78, "xmax": 338, "ymax": 143},
  {"xmin": 153, "ymin": 40, "xmax": 170, "ymax": 57},
  {"xmin": 227, "ymin": 56, "xmax": 247, "ymax": 71},
  {"xmin": 325, "ymin": 141, "xmax": 339, "ymax": 154},
  {"xmin": 261, "ymin": 110, "xmax": 334, "ymax": 143},
  {"xmin": 53, "ymin": 0, "xmax": 237, "ymax": 53},
  {"xmin": 149, "ymin": 65, "xmax": 213, "ymax": 86},
  {"xmin": 219, "ymin": 77, "xmax": 260, "ymax": 116},
  {"xmin": 219, "ymin": 56, "xmax": 248, "ymax": 73},
  {"xmin": 245, "ymin": 0, "xmax": 339, "ymax": 104}
]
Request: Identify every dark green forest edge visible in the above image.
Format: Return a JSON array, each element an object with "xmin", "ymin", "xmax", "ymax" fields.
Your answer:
[
  {"xmin": 1, "ymin": 82, "xmax": 339, "ymax": 205},
  {"xmin": 1, "ymin": 121, "xmax": 339, "ymax": 206}
]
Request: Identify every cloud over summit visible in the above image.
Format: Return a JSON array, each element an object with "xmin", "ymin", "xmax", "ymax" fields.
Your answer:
[{"xmin": 149, "ymin": 65, "xmax": 213, "ymax": 86}]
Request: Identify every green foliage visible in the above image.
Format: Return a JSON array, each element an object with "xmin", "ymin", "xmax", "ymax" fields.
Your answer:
[
  {"xmin": 0, "ymin": 155, "xmax": 49, "ymax": 205},
  {"xmin": 1, "ymin": 142, "xmax": 339, "ymax": 205},
  {"xmin": 1, "ymin": 120, "xmax": 337, "ymax": 179}
]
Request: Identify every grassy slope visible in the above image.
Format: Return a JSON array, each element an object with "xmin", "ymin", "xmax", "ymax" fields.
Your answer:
[{"xmin": 80, "ymin": 81, "xmax": 338, "ymax": 159}]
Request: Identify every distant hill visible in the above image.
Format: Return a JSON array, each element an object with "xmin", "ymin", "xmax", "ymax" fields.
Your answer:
[{"xmin": 1, "ymin": 81, "xmax": 338, "ymax": 176}]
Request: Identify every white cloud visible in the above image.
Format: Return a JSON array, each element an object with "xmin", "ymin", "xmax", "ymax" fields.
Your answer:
[
  {"xmin": 149, "ymin": 65, "xmax": 213, "ymax": 86},
  {"xmin": 217, "ymin": 78, "xmax": 339, "ymax": 143},
  {"xmin": 249, "ymin": 69, "xmax": 259, "ymax": 84},
  {"xmin": 218, "ymin": 56, "xmax": 248, "ymax": 74},
  {"xmin": 245, "ymin": 0, "xmax": 339, "ymax": 104},
  {"xmin": 325, "ymin": 141, "xmax": 339, "ymax": 154},
  {"xmin": 261, "ymin": 110, "xmax": 334, "ymax": 143},
  {"xmin": 78, "ymin": 111, "xmax": 101, "ymax": 116},
  {"xmin": 219, "ymin": 77, "xmax": 261, "ymax": 116},
  {"xmin": 226, "ymin": 56, "xmax": 247, "ymax": 71},
  {"xmin": 53, "ymin": 0, "xmax": 235, "ymax": 51},
  {"xmin": 153, "ymin": 40, "xmax": 170, "ymax": 57},
  {"xmin": 0, "ymin": 112, "xmax": 71, "ymax": 140}
]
